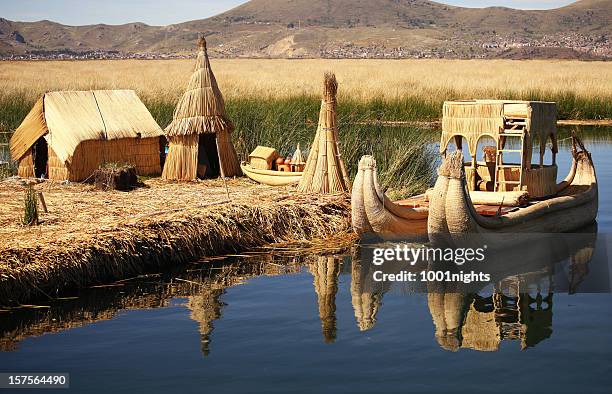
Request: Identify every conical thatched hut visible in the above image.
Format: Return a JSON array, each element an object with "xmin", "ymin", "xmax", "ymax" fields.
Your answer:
[
  {"xmin": 162, "ymin": 36, "xmax": 241, "ymax": 181},
  {"xmin": 297, "ymin": 73, "xmax": 350, "ymax": 194}
]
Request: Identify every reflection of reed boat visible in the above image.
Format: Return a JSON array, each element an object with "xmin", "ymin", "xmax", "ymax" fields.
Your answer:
[
  {"xmin": 428, "ymin": 290, "xmax": 554, "ymax": 352},
  {"xmin": 240, "ymin": 162, "xmax": 303, "ymax": 186}
]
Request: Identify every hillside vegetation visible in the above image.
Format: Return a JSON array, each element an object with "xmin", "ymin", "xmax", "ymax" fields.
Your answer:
[{"xmin": 0, "ymin": 0, "xmax": 609, "ymax": 58}]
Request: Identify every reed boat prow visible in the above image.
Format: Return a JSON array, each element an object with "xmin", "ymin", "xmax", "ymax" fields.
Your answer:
[
  {"xmin": 429, "ymin": 135, "xmax": 598, "ymax": 241},
  {"xmin": 351, "ymin": 155, "xmax": 429, "ymax": 237},
  {"xmin": 241, "ymin": 162, "xmax": 303, "ymax": 186}
]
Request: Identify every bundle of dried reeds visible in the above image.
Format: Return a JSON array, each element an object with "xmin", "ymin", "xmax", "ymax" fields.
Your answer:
[
  {"xmin": 297, "ymin": 73, "xmax": 351, "ymax": 194},
  {"xmin": 22, "ymin": 185, "xmax": 38, "ymax": 226},
  {"xmin": 92, "ymin": 163, "xmax": 138, "ymax": 191}
]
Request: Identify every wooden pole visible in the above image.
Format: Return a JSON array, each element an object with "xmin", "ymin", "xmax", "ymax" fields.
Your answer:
[
  {"xmin": 215, "ymin": 136, "xmax": 230, "ymax": 200},
  {"xmin": 37, "ymin": 191, "xmax": 48, "ymax": 213}
]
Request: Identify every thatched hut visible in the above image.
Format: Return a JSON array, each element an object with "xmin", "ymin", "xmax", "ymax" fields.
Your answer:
[
  {"xmin": 297, "ymin": 73, "xmax": 351, "ymax": 194},
  {"xmin": 162, "ymin": 36, "xmax": 241, "ymax": 181},
  {"xmin": 10, "ymin": 90, "xmax": 163, "ymax": 181}
]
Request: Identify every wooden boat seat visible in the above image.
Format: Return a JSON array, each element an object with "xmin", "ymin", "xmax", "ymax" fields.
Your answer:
[{"xmin": 396, "ymin": 196, "xmax": 517, "ymax": 216}]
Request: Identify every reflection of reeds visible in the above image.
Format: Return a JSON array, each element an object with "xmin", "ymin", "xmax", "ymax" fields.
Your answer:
[{"xmin": 1, "ymin": 256, "xmax": 304, "ymax": 352}]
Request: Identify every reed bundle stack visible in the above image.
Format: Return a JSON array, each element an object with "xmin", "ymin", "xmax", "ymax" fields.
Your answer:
[
  {"xmin": 93, "ymin": 163, "xmax": 138, "ymax": 191},
  {"xmin": 162, "ymin": 36, "xmax": 240, "ymax": 181},
  {"xmin": 10, "ymin": 90, "xmax": 163, "ymax": 181},
  {"xmin": 298, "ymin": 73, "xmax": 350, "ymax": 194}
]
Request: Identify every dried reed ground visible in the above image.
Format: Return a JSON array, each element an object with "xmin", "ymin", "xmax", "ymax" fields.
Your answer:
[{"xmin": 0, "ymin": 178, "xmax": 351, "ymax": 305}]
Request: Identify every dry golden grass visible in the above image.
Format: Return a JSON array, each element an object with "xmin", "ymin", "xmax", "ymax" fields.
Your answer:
[{"xmin": 1, "ymin": 59, "xmax": 611, "ymax": 102}]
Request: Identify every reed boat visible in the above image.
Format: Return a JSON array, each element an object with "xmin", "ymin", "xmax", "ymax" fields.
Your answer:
[
  {"xmin": 351, "ymin": 155, "xmax": 429, "ymax": 237},
  {"xmin": 241, "ymin": 162, "xmax": 303, "ymax": 186},
  {"xmin": 351, "ymin": 155, "xmax": 535, "ymax": 238},
  {"xmin": 428, "ymin": 134, "xmax": 597, "ymax": 245},
  {"xmin": 352, "ymin": 100, "xmax": 598, "ymax": 240}
]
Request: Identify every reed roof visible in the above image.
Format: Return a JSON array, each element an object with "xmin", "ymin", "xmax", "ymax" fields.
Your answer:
[
  {"xmin": 440, "ymin": 100, "xmax": 558, "ymax": 157},
  {"xmin": 10, "ymin": 90, "xmax": 163, "ymax": 165},
  {"xmin": 165, "ymin": 36, "xmax": 234, "ymax": 137}
]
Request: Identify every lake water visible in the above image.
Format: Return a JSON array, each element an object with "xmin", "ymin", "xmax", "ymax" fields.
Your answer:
[{"xmin": 1, "ymin": 126, "xmax": 611, "ymax": 393}]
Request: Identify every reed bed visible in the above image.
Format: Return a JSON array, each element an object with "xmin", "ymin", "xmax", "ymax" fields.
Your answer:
[
  {"xmin": 0, "ymin": 177, "xmax": 351, "ymax": 305},
  {"xmin": 1, "ymin": 59, "xmax": 610, "ymax": 128}
]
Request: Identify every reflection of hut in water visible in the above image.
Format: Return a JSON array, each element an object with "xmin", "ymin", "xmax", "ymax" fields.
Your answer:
[
  {"xmin": 187, "ymin": 289, "xmax": 225, "ymax": 356},
  {"xmin": 3, "ymin": 258, "xmax": 304, "ymax": 352},
  {"xmin": 185, "ymin": 259, "xmax": 303, "ymax": 356},
  {"xmin": 309, "ymin": 256, "xmax": 341, "ymax": 343}
]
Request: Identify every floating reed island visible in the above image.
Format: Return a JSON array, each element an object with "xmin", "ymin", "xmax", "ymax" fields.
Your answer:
[
  {"xmin": 0, "ymin": 178, "xmax": 351, "ymax": 306},
  {"xmin": 1, "ymin": 38, "xmax": 362, "ymax": 306}
]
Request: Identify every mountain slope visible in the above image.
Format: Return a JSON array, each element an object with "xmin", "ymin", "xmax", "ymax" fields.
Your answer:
[{"xmin": 0, "ymin": 0, "xmax": 609, "ymax": 59}]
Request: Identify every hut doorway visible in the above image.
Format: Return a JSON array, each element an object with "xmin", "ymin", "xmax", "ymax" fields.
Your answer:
[
  {"xmin": 197, "ymin": 134, "xmax": 220, "ymax": 179},
  {"xmin": 32, "ymin": 137, "xmax": 48, "ymax": 178},
  {"xmin": 159, "ymin": 136, "xmax": 168, "ymax": 169}
]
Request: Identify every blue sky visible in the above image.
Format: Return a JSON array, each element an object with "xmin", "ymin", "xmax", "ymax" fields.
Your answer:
[{"xmin": 0, "ymin": 0, "xmax": 579, "ymax": 26}]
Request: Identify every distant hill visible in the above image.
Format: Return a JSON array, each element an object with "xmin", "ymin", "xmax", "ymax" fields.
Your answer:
[{"xmin": 0, "ymin": 0, "xmax": 610, "ymax": 59}]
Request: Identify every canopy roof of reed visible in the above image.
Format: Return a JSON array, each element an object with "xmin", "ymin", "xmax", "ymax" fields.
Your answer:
[
  {"xmin": 165, "ymin": 36, "xmax": 234, "ymax": 137},
  {"xmin": 440, "ymin": 100, "xmax": 558, "ymax": 157},
  {"xmin": 10, "ymin": 90, "xmax": 163, "ymax": 165},
  {"xmin": 297, "ymin": 73, "xmax": 351, "ymax": 194}
]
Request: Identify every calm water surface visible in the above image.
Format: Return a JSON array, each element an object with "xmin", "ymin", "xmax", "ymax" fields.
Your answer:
[{"xmin": 1, "ymin": 126, "xmax": 612, "ymax": 393}]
